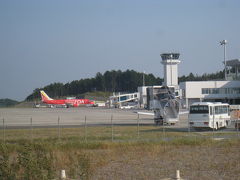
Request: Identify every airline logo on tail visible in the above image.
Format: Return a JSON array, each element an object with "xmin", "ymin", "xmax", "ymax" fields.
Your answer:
[{"xmin": 40, "ymin": 90, "xmax": 53, "ymax": 102}]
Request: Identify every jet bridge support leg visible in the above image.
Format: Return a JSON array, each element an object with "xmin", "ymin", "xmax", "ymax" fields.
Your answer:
[
  {"xmin": 154, "ymin": 110, "xmax": 164, "ymax": 125},
  {"xmin": 154, "ymin": 118, "xmax": 164, "ymax": 125}
]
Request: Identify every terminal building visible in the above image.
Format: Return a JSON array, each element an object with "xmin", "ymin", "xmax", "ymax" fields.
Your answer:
[
  {"xmin": 139, "ymin": 55, "xmax": 240, "ymax": 109},
  {"xmin": 180, "ymin": 59, "xmax": 240, "ymax": 108},
  {"xmin": 180, "ymin": 80, "xmax": 240, "ymax": 108},
  {"xmin": 109, "ymin": 50, "xmax": 240, "ymax": 109}
]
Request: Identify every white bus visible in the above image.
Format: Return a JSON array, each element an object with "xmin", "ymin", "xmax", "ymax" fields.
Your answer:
[{"xmin": 189, "ymin": 102, "xmax": 230, "ymax": 130}]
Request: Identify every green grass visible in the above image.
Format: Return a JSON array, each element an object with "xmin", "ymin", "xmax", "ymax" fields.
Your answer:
[{"xmin": 0, "ymin": 125, "xmax": 239, "ymax": 145}]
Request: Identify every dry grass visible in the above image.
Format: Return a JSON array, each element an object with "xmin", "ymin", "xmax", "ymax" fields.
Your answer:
[
  {"xmin": 0, "ymin": 126, "xmax": 240, "ymax": 180},
  {"xmin": 91, "ymin": 142, "xmax": 240, "ymax": 180}
]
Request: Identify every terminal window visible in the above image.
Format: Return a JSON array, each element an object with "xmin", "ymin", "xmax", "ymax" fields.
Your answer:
[{"xmin": 202, "ymin": 88, "xmax": 240, "ymax": 95}]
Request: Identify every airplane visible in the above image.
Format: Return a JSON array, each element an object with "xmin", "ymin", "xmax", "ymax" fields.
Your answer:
[{"xmin": 40, "ymin": 90, "xmax": 94, "ymax": 107}]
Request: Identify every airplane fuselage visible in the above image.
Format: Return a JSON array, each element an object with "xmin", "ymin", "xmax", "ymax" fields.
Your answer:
[
  {"xmin": 43, "ymin": 99, "xmax": 94, "ymax": 107},
  {"xmin": 40, "ymin": 90, "xmax": 94, "ymax": 107}
]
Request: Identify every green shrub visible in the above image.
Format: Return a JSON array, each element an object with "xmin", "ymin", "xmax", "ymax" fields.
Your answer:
[
  {"xmin": 0, "ymin": 144, "xmax": 18, "ymax": 180},
  {"xmin": 17, "ymin": 143, "xmax": 54, "ymax": 180},
  {"xmin": 77, "ymin": 153, "xmax": 92, "ymax": 180}
]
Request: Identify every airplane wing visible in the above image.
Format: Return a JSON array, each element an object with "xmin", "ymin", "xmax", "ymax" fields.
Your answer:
[
  {"xmin": 134, "ymin": 111, "xmax": 154, "ymax": 116},
  {"xmin": 134, "ymin": 110, "xmax": 188, "ymax": 116}
]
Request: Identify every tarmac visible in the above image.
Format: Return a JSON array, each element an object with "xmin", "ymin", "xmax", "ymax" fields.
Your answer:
[
  {"xmin": 0, "ymin": 107, "xmax": 154, "ymax": 128},
  {"xmin": 0, "ymin": 107, "xmax": 237, "ymax": 132}
]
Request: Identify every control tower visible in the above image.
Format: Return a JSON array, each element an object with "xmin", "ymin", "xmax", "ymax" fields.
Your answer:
[{"xmin": 160, "ymin": 53, "xmax": 181, "ymax": 88}]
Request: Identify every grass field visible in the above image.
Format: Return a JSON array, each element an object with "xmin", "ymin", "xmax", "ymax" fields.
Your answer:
[{"xmin": 0, "ymin": 126, "xmax": 240, "ymax": 180}]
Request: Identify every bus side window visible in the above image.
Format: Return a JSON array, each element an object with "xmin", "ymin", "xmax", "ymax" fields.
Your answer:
[{"xmin": 210, "ymin": 107, "xmax": 213, "ymax": 115}]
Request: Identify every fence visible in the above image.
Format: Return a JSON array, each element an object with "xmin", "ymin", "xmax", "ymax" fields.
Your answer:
[{"xmin": 0, "ymin": 112, "xmax": 240, "ymax": 143}]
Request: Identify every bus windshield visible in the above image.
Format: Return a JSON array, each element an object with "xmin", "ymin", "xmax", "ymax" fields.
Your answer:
[{"xmin": 190, "ymin": 105, "xmax": 209, "ymax": 114}]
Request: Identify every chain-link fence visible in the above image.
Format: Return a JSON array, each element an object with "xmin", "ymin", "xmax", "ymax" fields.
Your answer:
[{"xmin": 0, "ymin": 109, "xmax": 239, "ymax": 143}]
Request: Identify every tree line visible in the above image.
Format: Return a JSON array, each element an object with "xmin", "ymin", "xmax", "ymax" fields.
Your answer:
[
  {"xmin": 26, "ymin": 70, "xmax": 162, "ymax": 101},
  {"xmin": 26, "ymin": 69, "xmax": 224, "ymax": 101},
  {"xmin": 178, "ymin": 71, "xmax": 224, "ymax": 82},
  {"xmin": 0, "ymin": 98, "xmax": 19, "ymax": 107}
]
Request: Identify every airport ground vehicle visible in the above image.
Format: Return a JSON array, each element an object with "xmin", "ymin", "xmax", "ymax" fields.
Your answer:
[{"xmin": 189, "ymin": 102, "xmax": 230, "ymax": 130}]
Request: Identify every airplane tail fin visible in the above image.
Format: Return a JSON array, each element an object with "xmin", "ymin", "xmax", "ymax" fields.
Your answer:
[{"xmin": 40, "ymin": 90, "xmax": 53, "ymax": 102}]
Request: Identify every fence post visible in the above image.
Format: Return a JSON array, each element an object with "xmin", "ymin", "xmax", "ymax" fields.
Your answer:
[
  {"xmin": 237, "ymin": 119, "xmax": 239, "ymax": 137},
  {"xmin": 188, "ymin": 114, "xmax": 190, "ymax": 134},
  {"xmin": 58, "ymin": 116, "xmax": 60, "ymax": 141},
  {"xmin": 3, "ymin": 118, "xmax": 5, "ymax": 143},
  {"xmin": 137, "ymin": 114, "xmax": 139, "ymax": 139},
  {"xmin": 162, "ymin": 119, "xmax": 166, "ymax": 152},
  {"xmin": 30, "ymin": 117, "xmax": 33, "ymax": 142},
  {"xmin": 237, "ymin": 112, "xmax": 240, "ymax": 137},
  {"xmin": 111, "ymin": 115, "xmax": 113, "ymax": 142},
  {"xmin": 84, "ymin": 115, "xmax": 87, "ymax": 142}
]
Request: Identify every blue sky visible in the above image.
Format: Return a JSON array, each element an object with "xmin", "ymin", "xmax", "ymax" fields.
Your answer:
[{"xmin": 0, "ymin": 0, "xmax": 240, "ymax": 100}]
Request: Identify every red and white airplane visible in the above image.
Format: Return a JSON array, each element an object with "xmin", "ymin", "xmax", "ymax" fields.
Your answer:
[{"xmin": 40, "ymin": 90, "xmax": 94, "ymax": 107}]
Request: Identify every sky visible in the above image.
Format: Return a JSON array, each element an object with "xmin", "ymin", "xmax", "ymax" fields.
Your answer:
[{"xmin": 0, "ymin": 0, "xmax": 240, "ymax": 101}]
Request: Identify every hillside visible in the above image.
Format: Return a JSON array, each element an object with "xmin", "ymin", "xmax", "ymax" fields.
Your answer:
[{"xmin": 0, "ymin": 98, "xmax": 19, "ymax": 107}]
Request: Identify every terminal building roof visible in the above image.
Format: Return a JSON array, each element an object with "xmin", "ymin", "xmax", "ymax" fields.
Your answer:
[{"xmin": 226, "ymin": 59, "xmax": 240, "ymax": 67}]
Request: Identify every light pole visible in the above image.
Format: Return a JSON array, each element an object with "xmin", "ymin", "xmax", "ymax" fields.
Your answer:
[
  {"xmin": 143, "ymin": 71, "xmax": 145, "ymax": 86},
  {"xmin": 220, "ymin": 40, "xmax": 227, "ymax": 80},
  {"xmin": 170, "ymin": 54, "xmax": 173, "ymax": 86}
]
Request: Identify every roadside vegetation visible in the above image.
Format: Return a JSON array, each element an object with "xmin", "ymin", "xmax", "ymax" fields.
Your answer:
[{"xmin": 0, "ymin": 126, "xmax": 239, "ymax": 180}]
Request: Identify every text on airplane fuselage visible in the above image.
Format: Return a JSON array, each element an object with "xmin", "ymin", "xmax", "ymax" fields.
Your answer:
[{"xmin": 65, "ymin": 99, "xmax": 86, "ymax": 104}]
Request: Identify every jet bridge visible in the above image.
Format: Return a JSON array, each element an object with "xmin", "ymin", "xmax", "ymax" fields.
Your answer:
[
  {"xmin": 109, "ymin": 92, "xmax": 139, "ymax": 108},
  {"xmin": 148, "ymin": 86, "xmax": 179, "ymax": 125}
]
